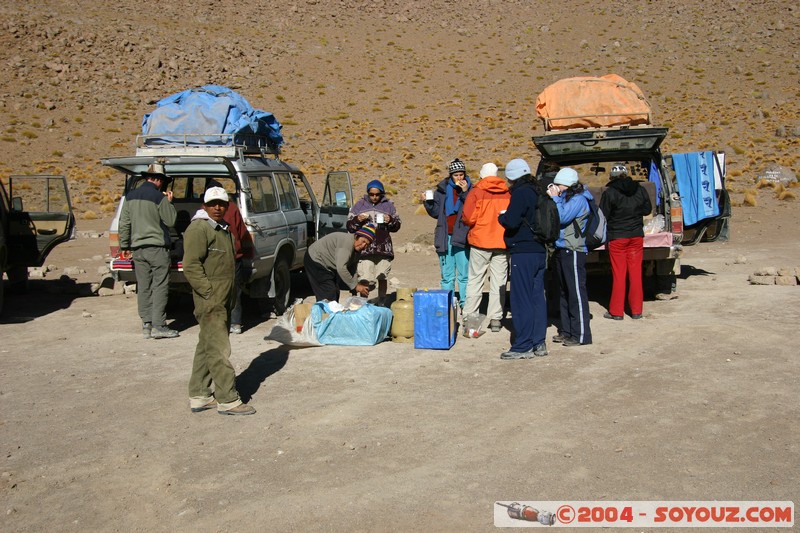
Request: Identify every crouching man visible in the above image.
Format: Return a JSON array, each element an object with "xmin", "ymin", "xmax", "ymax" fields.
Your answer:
[
  {"xmin": 182, "ymin": 186, "xmax": 255, "ymax": 416},
  {"xmin": 303, "ymin": 224, "xmax": 376, "ymax": 302}
]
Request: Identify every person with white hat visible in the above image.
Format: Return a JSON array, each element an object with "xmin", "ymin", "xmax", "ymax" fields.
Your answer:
[
  {"xmin": 461, "ymin": 162, "xmax": 510, "ymax": 333},
  {"xmin": 497, "ymin": 158, "xmax": 549, "ymax": 359},
  {"xmin": 546, "ymin": 167, "xmax": 594, "ymax": 346},
  {"xmin": 118, "ymin": 163, "xmax": 179, "ymax": 339},
  {"xmin": 182, "ymin": 186, "xmax": 255, "ymax": 416}
]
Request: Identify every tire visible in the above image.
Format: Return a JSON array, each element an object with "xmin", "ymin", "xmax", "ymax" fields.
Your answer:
[
  {"xmin": 272, "ymin": 257, "xmax": 291, "ymax": 316},
  {"xmin": 6, "ymin": 265, "xmax": 29, "ymax": 293}
]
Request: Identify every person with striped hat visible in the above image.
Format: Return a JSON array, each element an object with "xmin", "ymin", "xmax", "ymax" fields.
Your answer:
[{"xmin": 303, "ymin": 224, "xmax": 376, "ymax": 302}]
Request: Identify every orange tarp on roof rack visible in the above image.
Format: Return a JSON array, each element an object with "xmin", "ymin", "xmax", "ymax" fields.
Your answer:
[{"xmin": 535, "ymin": 74, "xmax": 652, "ymax": 131}]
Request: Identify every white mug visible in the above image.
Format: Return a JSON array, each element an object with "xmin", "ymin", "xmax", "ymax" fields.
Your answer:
[
  {"xmin": 425, "ymin": 190, "xmax": 434, "ymax": 201},
  {"xmin": 376, "ymin": 213, "xmax": 385, "ymax": 224}
]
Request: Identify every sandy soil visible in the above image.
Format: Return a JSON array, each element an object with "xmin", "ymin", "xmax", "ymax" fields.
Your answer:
[
  {"xmin": 2, "ymin": 192, "xmax": 799, "ymax": 532},
  {"xmin": 1, "ymin": 0, "xmax": 799, "ymax": 531}
]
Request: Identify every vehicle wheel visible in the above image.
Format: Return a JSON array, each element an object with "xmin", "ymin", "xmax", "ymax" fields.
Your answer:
[
  {"xmin": 272, "ymin": 257, "xmax": 291, "ymax": 316},
  {"xmin": 6, "ymin": 265, "xmax": 29, "ymax": 293}
]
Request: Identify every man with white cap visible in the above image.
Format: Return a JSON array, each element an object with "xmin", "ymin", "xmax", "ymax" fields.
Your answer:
[
  {"xmin": 182, "ymin": 186, "xmax": 255, "ymax": 415},
  {"xmin": 461, "ymin": 162, "xmax": 510, "ymax": 333},
  {"xmin": 118, "ymin": 163, "xmax": 179, "ymax": 339}
]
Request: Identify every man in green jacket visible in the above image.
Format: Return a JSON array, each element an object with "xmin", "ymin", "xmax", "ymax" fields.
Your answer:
[
  {"xmin": 183, "ymin": 187, "xmax": 255, "ymax": 416},
  {"xmin": 118, "ymin": 163, "xmax": 179, "ymax": 339}
]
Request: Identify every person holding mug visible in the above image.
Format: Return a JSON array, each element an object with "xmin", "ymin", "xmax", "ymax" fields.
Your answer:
[
  {"xmin": 422, "ymin": 158, "xmax": 472, "ymax": 311},
  {"xmin": 346, "ymin": 180, "xmax": 401, "ymax": 305}
]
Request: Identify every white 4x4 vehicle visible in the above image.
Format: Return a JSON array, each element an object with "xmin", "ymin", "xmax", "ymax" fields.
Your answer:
[{"xmin": 102, "ymin": 135, "xmax": 353, "ymax": 314}]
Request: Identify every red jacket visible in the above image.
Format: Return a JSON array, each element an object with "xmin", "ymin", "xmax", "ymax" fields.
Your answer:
[
  {"xmin": 461, "ymin": 176, "xmax": 510, "ymax": 249},
  {"xmin": 223, "ymin": 202, "xmax": 254, "ymax": 260}
]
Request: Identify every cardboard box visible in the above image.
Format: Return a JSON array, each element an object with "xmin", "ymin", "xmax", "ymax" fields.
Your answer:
[{"xmin": 413, "ymin": 289, "xmax": 456, "ymax": 349}]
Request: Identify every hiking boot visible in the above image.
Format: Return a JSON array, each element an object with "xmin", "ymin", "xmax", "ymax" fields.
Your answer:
[
  {"xmin": 218, "ymin": 404, "xmax": 256, "ymax": 416},
  {"xmin": 631, "ymin": 314, "xmax": 643, "ymax": 320},
  {"xmin": 551, "ymin": 333, "xmax": 567, "ymax": 343},
  {"xmin": 532, "ymin": 342, "xmax": 548, "ymax": 357},
  {"xmin": 562, "ymin": 337, "xmax": 581, "ymax": 347},
  {"xmin": 603, "ymin": 312, "xmax": 623, "ymax": 321},
  {"xmin": 142, "ymin": 322, "xmax": 152, "ymax": 339},
  {"xmin": 151, "ymin": 325, "xmax": 179, "ymax": 339},
  {"xmin": 190, "ymin": 399, "xmax": 218, "ymax": 413},
  {"xmin": 229, "ymin": 324, "xmax": 243, "ymax": 334},
  {"xmin": 489, "ymin": 319, "xmax": 502, "ymax": 332},
  {"xmin": 500, "ymin": 349, "xmax": 534, "ymax": 360}
]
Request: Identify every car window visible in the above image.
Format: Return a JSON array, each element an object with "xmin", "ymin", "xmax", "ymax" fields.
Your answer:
[
  {"xmin": 248, "ymin": 175, "xmax": 279, "ymax": 214},
  {"xmin": 276, "ymin": 172, "xmax": 300, "ymax": 211}
]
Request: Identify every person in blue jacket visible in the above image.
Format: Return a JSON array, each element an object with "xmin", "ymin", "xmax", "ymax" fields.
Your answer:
[
  {"xmin": 497, "ymin": 158, "xmax": 549, "ymax": 359},
  {"xmin": 547, "ymin": 167, "xmax": 593, "ymax": 346},
  {"xmin": 423, "ymin": 158, "xmax": 472, "ymax": 310}
]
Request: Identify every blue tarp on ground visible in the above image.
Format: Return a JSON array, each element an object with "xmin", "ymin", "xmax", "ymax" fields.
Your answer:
[
  {"xmin": 141, "ymin": 85, "xmax": 283, "ymax": 149},
  {"xmin": 672, "ymin": 151, "xmax": 720, "ymax": 226}
]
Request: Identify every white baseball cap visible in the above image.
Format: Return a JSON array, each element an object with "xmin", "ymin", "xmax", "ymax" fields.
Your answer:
[{"xmin": 203, "ymin": 186, "xmax": 229, "ymax": 204}]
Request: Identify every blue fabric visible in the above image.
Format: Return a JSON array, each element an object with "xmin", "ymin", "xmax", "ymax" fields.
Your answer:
[
  {"xmin": 445, "ymin": 176, "xmax": 470, "ymax": 216},
  {"xmin": 672, "ymin": 152, "xmax": 719, "ymax": 226},
  {"xmin": 648, "ymin": 161, "xmax": 662, "ymax": 206},
  {"xmin": 508, "ymin": 252, "xmax": 547, "ymax": 352},
  {"xmin": 311, "ymin": 301, "xmax": 392, "ymax": 346},
  {"xmin": 438, "ymin": 235, "xmax": 469, "ymax": 308},
  {"xmin": 142, "ymin": 84, "xmax": 283, "ymax": 149}
]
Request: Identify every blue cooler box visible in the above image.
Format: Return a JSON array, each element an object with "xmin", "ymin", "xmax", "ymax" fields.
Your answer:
[{"xmin": 413, "ymin": 289, "xmax": 456, "ymax": 349}]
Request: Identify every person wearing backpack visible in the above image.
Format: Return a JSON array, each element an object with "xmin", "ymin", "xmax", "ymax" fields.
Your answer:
[
  {"xmin": 548, "ymin": 167, "xmax": 594, "ymax": 347},
  {"xmin": 497, "ymin": 158, "xmax": 549, "ymax": 359},
  {"xmin": 599, "ymin": 163, "xmax": 652, "ymax": 320}
]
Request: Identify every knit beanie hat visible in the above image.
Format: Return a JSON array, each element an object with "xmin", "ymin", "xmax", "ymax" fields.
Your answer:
[
  {"xmin": 553, "ymin": 167, "xmax": 579, "ymax": 187},
  {"xmin": 504, "ymin": 158, "xmax": 531, "ymax": 181},
  {"xmin": 366, "ymin": 179, "xmax": 384, "ymax": 192},
  {"xmin": 479, "ymin": 162, "xmax": 498, "ymax": 179},
  {"xmin": 448, "ymin": 158, "xmax": 466, "ymax": 175},
  {"xmin": 354, "ymin": 223, "xmax": 377, "ymax": 243}
]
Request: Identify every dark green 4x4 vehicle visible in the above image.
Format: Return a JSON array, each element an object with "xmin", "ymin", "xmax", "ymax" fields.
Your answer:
[
  {"xmin": 532, "ymin": 125, "xmax": 730, "ymax": 297},
  {"xmin": 0, "ymin": 175, "xmax": 76, "ymax": 314}
]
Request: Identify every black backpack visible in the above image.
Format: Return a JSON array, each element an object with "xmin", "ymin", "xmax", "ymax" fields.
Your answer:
[{"xmin": 530, "ymin": 188, "xmax": 560, "ymax": 245}]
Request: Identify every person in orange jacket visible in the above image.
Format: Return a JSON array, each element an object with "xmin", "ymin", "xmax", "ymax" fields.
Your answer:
[{"xmin": 461, "ymin": 162, "xmax": 511, "ymax": 333}]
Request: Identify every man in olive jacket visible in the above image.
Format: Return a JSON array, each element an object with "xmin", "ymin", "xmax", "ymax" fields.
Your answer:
[
  {"xmin": 118, "ymin": 163, "xmax": 178, "ymax": 339},
  {"xmin": 182, "ymin": 187, "xmax": 255, "ymax": 416}
]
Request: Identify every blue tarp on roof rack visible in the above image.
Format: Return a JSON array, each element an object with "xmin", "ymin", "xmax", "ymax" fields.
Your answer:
[{"xmin": 141, "ymin": 85, "xmax": 283, "ymax": 150}]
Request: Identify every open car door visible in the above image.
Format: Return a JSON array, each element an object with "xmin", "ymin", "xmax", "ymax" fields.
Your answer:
[
  {"xmin": 316, "ymin": 171, "xmax": 353, "ymax": 238},
  {"xmin": 6, "ymin": 175, "xmax": 75, "ymax": 268}
]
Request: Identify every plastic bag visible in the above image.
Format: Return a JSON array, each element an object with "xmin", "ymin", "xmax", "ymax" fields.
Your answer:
[
  {"xmin": 264, "ymin": 304, "xmax": 321, "ymax": 347},
  {"xmin": 462, "ymin": 313, "xmax": 486, "ymax": 338},
  {"xmin": 644, "ymin": 214, "xmax": 665, "ymax": 234}
]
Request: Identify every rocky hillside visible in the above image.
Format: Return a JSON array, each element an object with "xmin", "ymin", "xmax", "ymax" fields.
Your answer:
[{"xmin": 1, "ymin": 0, "xmax": 798, "ymax": 217}]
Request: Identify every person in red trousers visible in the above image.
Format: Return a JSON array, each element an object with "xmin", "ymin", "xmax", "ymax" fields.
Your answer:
[{"xmin": 599, "ymin": 163, "xmax": 652, "ymax": 320}]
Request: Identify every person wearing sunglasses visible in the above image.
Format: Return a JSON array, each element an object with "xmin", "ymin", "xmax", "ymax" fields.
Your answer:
[{"xmin": 346, "ymin": 179, "xmax": 401, "ymax": 305}]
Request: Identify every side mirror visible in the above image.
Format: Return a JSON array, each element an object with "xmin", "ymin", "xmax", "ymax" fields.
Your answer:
[
  {"xmin": 11, "ymin": 196, "xmax": 23, "ymax": 211},
  {"xmin": 335, "ymin": 191, "xmax": 348, "ymax": 207}
]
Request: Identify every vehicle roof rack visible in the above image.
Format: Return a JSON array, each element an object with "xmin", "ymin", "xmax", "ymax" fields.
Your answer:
[
  {"xmin": 134, "ymin": 133, "xmax": 281, "ymax": 158},
  {"xmin": 540, "ymin": 112, "xmax": 652, "ymax": 134}
]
